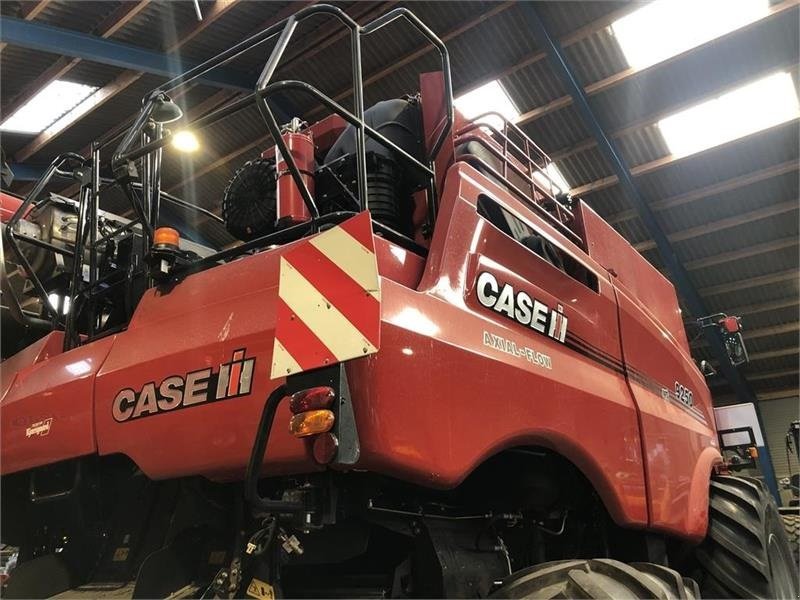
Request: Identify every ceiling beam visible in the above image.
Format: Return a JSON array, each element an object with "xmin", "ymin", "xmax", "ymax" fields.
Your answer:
[
  {"xmin": 9, "ymin": 0, "xmax": 244, "ymax": 164},
  {"xmin": 569, "ymin": 118, "xmax": 799, "ymax": 198},
  {"xmin": 756, "ymin": 388, "xmax": 798, "ymax": 401},
  {"xmin": 693, "ymin": 322, "xmax": 799, "ymax": 349},
  {"xmin": 280, "ymin": 1, "xmax": 392, "ymax": 71},
  {"xmin": 307, "ymin": 1, "xmax": 630, "ymax": 122},
  {"xmin": 0, "ymin": 8, "xmax": 250, "ymax": 91},
  {"xmin": 698, "ymin": 269, "xmax": 797, "ymax": 298},
  {"xmin": 19, "ymin": 0, "xmax": 53, "ymax": 20},
  {"xmin": 634, "ymin": 199, "xmax": 798, "ymax": 252},
  {"xmin": 165, "ymin": 1, "xmax": 397, "ymax": 195},
  {"xmin": 15, "ymin": 71, "xmax": 143, "ymax": 163},
  {"xmin": 0, "ymin": 0, "xmax": 52, "ymax": 52},
  {"xmin": 748, "ymin": 347, "xmax": 798, "ymax": 362},
  {"xmin": 549, "ymin": 62, "xmax": 799, "ymax": 165},
  {"xmin": 749, "ymin": 368, "xmax": 799, "ymax": 382},
  {"xmin": 722, "ymin": 297, "xmax": 799, "ymax": 319},
  {"xmin": 460, "ymin": 5, "xmax": 634, "ymax": 99},
  {"xmin": 710, "ymin": 368, "xmax": 799, "ymax": 388},
  {"xmin": 516, "ymin": 0, "xmax": 799, "ymax": 126},
  {"xmin": 744, "ymin": 322, "xmax": 799, "ymax": 340},
  {"xmin": 2, "ymin": 1, "xmax": 150, "ymax": 119},
  {"xmin": 607, "ymin": 160, "xmax": 798, "ymax": 226},
  {"xmin": 304, "ymin": 1, "xmax": 515, "ymax": 118},
  {"xmin": 684, "ymin": 237, "xmax": 799, "ymax": 271},
  {"xmin": 170, "ymin": 1, "xmax": 624, "ymax": 199},
  {"xmin": 713, "ymin": 387, "xmax": 798, "ymax": 403}
]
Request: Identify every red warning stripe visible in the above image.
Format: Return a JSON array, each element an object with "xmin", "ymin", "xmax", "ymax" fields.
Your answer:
[
  {"xmin": 271, "ymin": 211, "xmax": 381, "ymax": 379},
  {"xmin": 283, "ymin": 242, "xmax": 379, "ymax": 346},
  {"xmin": 275, "ymin": 298, "xmax": 337, "ymax": 371},
  {"xmin": 337, "ymin": 211, "xmax": 374, "ymax": 250}
]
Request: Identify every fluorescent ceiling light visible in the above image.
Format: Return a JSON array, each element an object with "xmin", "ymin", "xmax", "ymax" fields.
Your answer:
[
  {"xmin": 612, "ymin": 0, "xmax": 769, "ymax": 70},
  {"xmin": 534, "ymin": 162, "xmax": 570, "ymax": 195},
  {"xmin": 454, "ymin": 80, "xmax": 519, "ymax": 131},
  {"xmin": 658, "ymin": 72, "xmax": 800, "ymax": 158},
  {"xmin": 1, "ymin": 80, "xmax": 99, "ymax": 134}
]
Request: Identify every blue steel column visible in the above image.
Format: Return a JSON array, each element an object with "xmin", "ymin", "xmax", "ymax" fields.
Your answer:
[{"xmin": 519, "ymin": 4, "xmax": 781, "ymax": 503}]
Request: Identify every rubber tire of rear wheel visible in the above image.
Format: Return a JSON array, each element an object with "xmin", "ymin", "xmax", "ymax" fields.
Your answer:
[
  {"xmin": 490, "ymin": 559, "xmax": 700, "ymax": 599},
  {"xmin": 781, "ymin": 514, "xmax": 800, "ymax": 566},
  {"xmin": 695, "ymin": 475, "xmax": 798, "ymax": 599}
]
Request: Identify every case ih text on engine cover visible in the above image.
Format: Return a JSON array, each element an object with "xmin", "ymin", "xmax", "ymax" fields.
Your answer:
[{"xmin": 0, "ymin": 4, "xmax": 795, "ymax": 599}]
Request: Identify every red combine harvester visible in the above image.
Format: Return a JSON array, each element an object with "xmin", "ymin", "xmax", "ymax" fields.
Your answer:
[{"xmin": 0, "ymin": 5, "xmax": 795, "ymax": 599}]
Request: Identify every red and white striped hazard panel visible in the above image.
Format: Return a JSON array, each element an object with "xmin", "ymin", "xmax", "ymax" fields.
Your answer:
[{"xmin": 270, "ymin": 211, "xmax": 381, "ymax": 379}]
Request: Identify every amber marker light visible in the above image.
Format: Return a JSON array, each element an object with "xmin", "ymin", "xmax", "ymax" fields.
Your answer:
[
  {"xmin": 289, "ymin": 409, "xmax": 335, "ymax": 438},
  {"xmin": 153, "ymin": 226, "xmax": 180, "ymax": 248}
]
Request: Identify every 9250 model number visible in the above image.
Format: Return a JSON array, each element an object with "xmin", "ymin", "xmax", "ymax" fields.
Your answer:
[{"xmin": 675, "ymin": 382, "xmax": 693, "ymax": 407}]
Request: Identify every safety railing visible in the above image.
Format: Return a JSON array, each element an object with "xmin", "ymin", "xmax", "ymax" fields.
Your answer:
[
  {"xmin": 6, "ymin": 4, "xmax": 452, "ymax": 351},
  {"xmin": 454, "ymin": 112, "xmax": 582, "ymax": 248},
  {"xmin": 113, "ymin": 4, "xmax": 452, "ymax": 229}
]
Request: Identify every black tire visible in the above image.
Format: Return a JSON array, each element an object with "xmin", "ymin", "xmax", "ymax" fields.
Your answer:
[
  {"xmin": 781, "ymin": 513, "xmax": 800, "ymax": 566},
  {"xmin": 490, "ymin": 559, "xmax": 700, "ymax": 599},
  {"xmin": 695, "ymin": 475, "xmax": 798, "ymax": 599}
]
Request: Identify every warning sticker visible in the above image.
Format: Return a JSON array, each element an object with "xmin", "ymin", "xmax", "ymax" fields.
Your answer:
[{"xmin": 246, "ymin": 578, "xmax": 275, "ymax": 600}]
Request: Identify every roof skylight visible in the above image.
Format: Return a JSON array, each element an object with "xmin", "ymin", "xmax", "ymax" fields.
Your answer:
[
  {"xmin": 454, "ymin": 80, "xmax": 519, "ymax": 131},
  {"xmin": 1, "ymin": 80, "xmax": 99, "ymax": 134},
  {"xmin": 612, "ymin": 0, "xmax": 769, "ymax": 70},
  {"xmin": 658, "ymin": 72, "xmax": 800, "ymax": 158},
  {"xmin": 533, "ymin": 162, "xmax": 570, "ymax": 195}
]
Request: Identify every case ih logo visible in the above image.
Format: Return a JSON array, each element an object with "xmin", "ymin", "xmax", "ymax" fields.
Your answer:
[
  {"xmin": 112, "ymin": 349, "xmax": 255, "ymax": 423},
  {"xmin": 476, "ymin": 271, "xmax": 568, "ymax": 343}
]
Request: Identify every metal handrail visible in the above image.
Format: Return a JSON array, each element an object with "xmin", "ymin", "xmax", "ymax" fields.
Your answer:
[
  {"xmin": 455, "ymin": 128, "xmax": 573, "ymax": 226},
  {"xmin": 3, "ymin": 153, "xmax": 86, "ymax": 325},
  {"xmin": 459, "ymin": 153, "xmax": 583, "ymax": 248},
  {"xmin": 113, "ymin": 3, "xmax": 452, "ymax": 227},
  {"xmin": 21, "ymin": 4, "xmax": 453, "ymax": 350}
]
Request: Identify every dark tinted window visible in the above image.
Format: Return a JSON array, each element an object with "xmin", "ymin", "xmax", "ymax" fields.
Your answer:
[{"xmin": 477, "ymin": 194, "xmax": 598, "ymax": 292}]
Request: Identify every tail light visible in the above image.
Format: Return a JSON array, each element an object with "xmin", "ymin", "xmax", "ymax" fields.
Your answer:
[
  {"xmin": 312, "ymin": 433, "xmax": 339, "ymax": 464},
  {"xmin": 285, "ymin": 370, "xmax": 358, "ymax": 468},
  {"xmin": 289, "ymin": 386, "xmax": 335, "ymax": 414},
  {"xmin": 289, "ymin": 409, "xmax": 334, "ymax": 438}
]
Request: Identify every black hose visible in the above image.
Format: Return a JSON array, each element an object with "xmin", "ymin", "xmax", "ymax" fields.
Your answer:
[{"xmin": 244, "ymin": 385, "xmax": 303, "ymax": 513}]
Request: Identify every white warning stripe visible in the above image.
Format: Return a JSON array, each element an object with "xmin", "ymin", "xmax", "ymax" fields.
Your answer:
[
  {"xmin": 271, "ymin": 338, "xmax": 302, "ymax": 377},
  {"xmin": 278, "ymin": 258, "xmax": 378, "ymax": 359},
  {"xmin": 309, "ymin": 227, "xmax": 381, "ymax": 300}
]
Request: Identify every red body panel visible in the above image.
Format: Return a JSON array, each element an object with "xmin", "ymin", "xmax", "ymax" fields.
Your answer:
[
  {"xmin": 1, "ymin": 333, "xmax": 114, "ymax": 473},
  {"xmin": 1, "ymin": 164, "xmax": 719, "ymax": 541},
  {"xmin": 0, "ymin": 190, "xmax": 26, "ymax": 223}
]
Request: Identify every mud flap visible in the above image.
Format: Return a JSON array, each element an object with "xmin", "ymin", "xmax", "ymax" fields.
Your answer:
[{"xmin": 271, "ymin": 211, "xmax": 381, "ymax": 379}]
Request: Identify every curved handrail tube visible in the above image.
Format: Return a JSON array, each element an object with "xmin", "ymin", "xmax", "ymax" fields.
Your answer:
[
  {"xmin": 3, "ymin": 153, "xmax": 86, "ymax": 324},
  {"xmin": 361, "ymin": 7, "xmax": 453, "ymax": 159},
  {"xmin": 155, "ymin": 4, "xmax": 359, "ymax": 98}
]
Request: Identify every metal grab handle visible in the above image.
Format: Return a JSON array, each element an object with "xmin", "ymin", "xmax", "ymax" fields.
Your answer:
[
  {"xmin": 361, "ymin": 7, "xmax": 454, "ymax": 160},
  {"xmin": 244, "ymin": 384, "xmax": 304, "ymax": 514}
]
